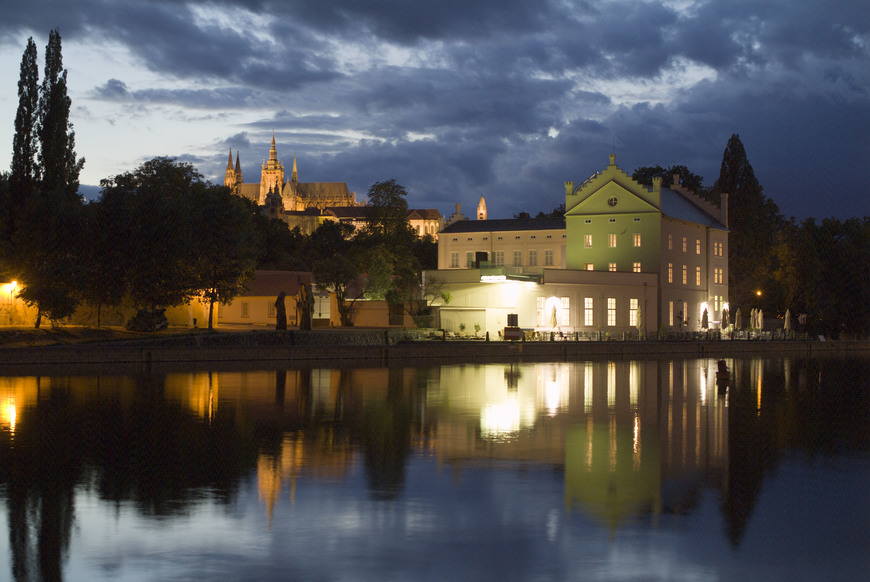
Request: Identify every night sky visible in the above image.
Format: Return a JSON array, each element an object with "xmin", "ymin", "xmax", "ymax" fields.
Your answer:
[{"xmin": 1, "ymin": 1, "xmax": 867, "ymax": 220}]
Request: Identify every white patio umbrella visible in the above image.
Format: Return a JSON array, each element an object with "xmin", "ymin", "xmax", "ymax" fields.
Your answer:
[
  {"xmin": 784, "ymin": 309, "xmax": 792, "ymax": 333},
  {"xmin": 735, "ymin": 308, "xmax": 743, "ymax": 330}
]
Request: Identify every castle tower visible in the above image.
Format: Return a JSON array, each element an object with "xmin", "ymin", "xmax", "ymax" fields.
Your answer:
[
  {"xmin": 260, "ymin": 132, "xmax": 285, "ymax": 203},
  {"xmin": 477, "ymin": 195, "xmax": 487, "ymax": 220}
]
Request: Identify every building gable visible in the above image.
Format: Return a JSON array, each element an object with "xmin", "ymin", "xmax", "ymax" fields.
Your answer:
[{"xmin": 565, "ymin": 155, "xmax": 660, "ymax": 217}]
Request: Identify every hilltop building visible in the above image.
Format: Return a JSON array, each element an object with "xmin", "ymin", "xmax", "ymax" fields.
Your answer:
[
  {"xmin": 427, "ymin": 154, "xmax": 729, "ymax": 337},
  {"xmin": 224, "ymin": 134, "xmax": 357, "ymax": 211}
]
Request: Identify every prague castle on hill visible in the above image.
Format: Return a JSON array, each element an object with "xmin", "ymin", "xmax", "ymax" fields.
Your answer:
[{"xmin": 224, "ymin": 134, "xmax": 357, "ymax": 211}]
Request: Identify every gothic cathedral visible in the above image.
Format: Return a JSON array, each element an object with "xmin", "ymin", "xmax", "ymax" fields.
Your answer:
[{"xmin": 224, "ymin": 134, "xmax": 357, "ymax": 211}]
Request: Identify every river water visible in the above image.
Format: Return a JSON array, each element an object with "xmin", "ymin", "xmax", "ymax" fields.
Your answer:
[{"xmin": 0, "ymin": 355, "xmax": 868, "ymax": 581}]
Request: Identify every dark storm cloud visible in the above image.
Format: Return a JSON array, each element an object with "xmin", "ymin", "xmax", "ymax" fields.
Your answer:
[{"xmin": 2, "ymin": 0, "xmax": 867, "ymax": 219}]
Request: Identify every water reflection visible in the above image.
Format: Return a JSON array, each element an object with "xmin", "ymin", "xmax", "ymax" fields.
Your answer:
[{"xmin": 1, "ymin": 356, "xmax": 868, "ymax": 580}]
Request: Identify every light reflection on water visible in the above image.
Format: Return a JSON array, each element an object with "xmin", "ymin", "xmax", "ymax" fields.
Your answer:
[{"xmin": 0, "ymin": 356, "xmax": 869, "ymax": 581}]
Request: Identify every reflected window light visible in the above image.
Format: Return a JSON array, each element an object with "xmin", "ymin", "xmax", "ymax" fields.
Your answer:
[
  {"xmin": 4, "ymin": 399, "xmax": 15, "ymax": 434},
  {"xmin": 607, "ymin": 362, "xmax": 616, "ymax": 408},
  {"xmin": 633, "ymin": 413, "xmax": 641, "ymax": 471},
  {"xmin": 584, "ymin": 363, "xmax": 593, "ymax": 413},
  {"xmin": 481, "ymin": 398, "xmax": 521, "ymax": 440},
  {"xmin": 630, "ymin": 361, "xmax": 639, "ymax": 408}
]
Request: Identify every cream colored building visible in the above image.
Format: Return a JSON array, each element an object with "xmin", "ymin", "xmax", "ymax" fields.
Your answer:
[{"xmin": 428, "ymin": 155, "xmax": 729, "ymax": 336}]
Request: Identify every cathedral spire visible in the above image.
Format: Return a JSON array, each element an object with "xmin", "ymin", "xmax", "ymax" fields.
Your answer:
[
  {"xmin": 292, "ymin": 153, "xmax": 298, "ymax": 183},
  {"xmin": 269, "ymin": 131, "xmax": 278, "ymax": 163},
  {"xmin": 224, "ymin": 148, "xmax": 236, "ymax": 189}
]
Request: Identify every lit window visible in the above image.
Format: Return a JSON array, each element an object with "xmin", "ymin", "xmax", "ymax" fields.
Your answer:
[
  {"xmin": 544, "ymin": 250, "xmax": 554, "ymax": 266},
  {"xmin": 633, "ymin": 233, "xmax": 641, "ymax": 247},
  {"xmin": 584, "ymin": 234, "xmax": 592, "ymax": 247},
  {"xmin": 696, "ymin": 266, "xmax": 701, "ymax": 286},
  {"xmin": 629, "ymin": 298, "xmax": 638, "ymax": 327},
  {"xmin": 585, "ymin": 263, "xmax": 594, "ymax": 271},
  {"xmin": 682, "ymin": 237, "xmax": 687, "ymax": 252},
  {"xmin": 669, "ymin": 301, "xmax": 674, "ymax": 326},
  {"xmin": 584, "ymin": 297, "xmax": 594, "ymax": 326},
  {"xmin": 633, "ymin": 262, "xmax": 641, "ymax": 273},
  {"xmin": 668, "ymin": 234, "xmax": 673, "ymax": 250},
  {"xmin": 668, "ymin": 263, "xmax": 673, "ymax": 283},
  {"xmin": 607, "ymin": 297, "xmax": 616, "ymax": 326},
  {"xmin": 608, "ymin": 262, "xmax": 616, "ymax": 272},
  {"xmin": 696, "ymin": 239, "xmax": 701, "ymax": 254},
  {"xmin": 682, "ymin": 265, "xmax": 688, "ymax": 285},
  {"xmin": 609, "ymin": 234, "xmax": 617, "ymax": 248}
]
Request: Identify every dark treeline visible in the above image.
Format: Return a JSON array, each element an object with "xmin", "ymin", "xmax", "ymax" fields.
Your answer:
[{"xmin": 0, "ymin": 31, "xmax": 436, "ymax": 329}]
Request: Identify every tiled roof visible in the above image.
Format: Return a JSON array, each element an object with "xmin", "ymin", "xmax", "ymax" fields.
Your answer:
[
  {"xmin": 440, "ymin": 217, "xmax": 565, "ymax": 233},
  {"xmin": 660, "ymin": 188, "xmax": 727, "ymax": 229}
]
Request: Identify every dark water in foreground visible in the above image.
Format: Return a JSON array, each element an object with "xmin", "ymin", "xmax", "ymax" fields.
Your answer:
[{"xmin": 0, "ymin": 356, "xmax": 868, "ymax": 581}]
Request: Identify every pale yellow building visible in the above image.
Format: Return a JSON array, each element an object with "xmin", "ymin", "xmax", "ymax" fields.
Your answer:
[{"xmin": 428, "ymin": 155, "xmax": 729, "ymax": 336}]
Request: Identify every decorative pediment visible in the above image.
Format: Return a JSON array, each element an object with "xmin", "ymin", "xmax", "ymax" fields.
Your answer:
[{"xmin": 565, "ymin": 155, "xmax": 661, "ymax": 216}]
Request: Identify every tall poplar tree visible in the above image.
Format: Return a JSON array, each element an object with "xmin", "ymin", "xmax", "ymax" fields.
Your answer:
[
  {"xmin": 710, "ymin": 134, "xmax": 783, "ymax": 312},
  {"xmin": 14, "ymin": 30, "xmax": 86, "ymax": 327},
  {"xmin": 6, "ymin": 37, "xmax": 40, "ymax": 246}
]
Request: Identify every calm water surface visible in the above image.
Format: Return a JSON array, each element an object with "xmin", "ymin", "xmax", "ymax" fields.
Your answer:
[{"xmin": 0, "ymin": 356, "xmax": 868, "ymax": 581}]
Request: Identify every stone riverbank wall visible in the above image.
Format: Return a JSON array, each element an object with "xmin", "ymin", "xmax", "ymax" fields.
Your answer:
[{"xmin": 2, "ymin": 329, "xmax": 869, "ymax": 372}]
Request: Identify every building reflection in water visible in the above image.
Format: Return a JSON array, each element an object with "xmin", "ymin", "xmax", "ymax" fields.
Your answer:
[{"xmin": 4, "ymin": 354, "xmax": 855, "ymax": 578}]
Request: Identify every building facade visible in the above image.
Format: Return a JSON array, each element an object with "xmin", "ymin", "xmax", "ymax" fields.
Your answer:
[{"xmin": 428, "ymin": 155, "xmax": 728, "ymax": 336}]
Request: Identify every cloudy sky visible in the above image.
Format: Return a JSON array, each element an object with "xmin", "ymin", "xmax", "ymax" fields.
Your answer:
[{"xmin": 1, "ymin": 0, "xmax": 867, "ymax": 220}]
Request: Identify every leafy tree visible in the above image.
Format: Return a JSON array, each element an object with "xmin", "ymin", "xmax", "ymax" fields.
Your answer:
[
  {"xmin": 361, "ymin": 179, "xmax": 415, "ymax": 246},
  {"xmin": 357, "ymin": 179, "xmax": 422, "ymax": 313},
  {"xmin": 632, "ymin": 165, "xmax": 705, "ymax": 194},
  {"xmin": 412, "ymin": 234, "xmax": 438, "ymax": 271},
  {"xmin": 188, "ymin": 185, "xmax": 259, "ymax": 329},
  {"xmin": 99, "ymin": 158, "xmax": 201, "ymax": 311},
  {"xmin": 78, "ymin": 199, "xmax": 128, "ymax": 326},
  {"xmin": 310, "ymin": 220, "xmax": 362, "ymax": 326},
  {"xmin": 535, "ymin": 204, "xmax": 565, "ymax": 218}
]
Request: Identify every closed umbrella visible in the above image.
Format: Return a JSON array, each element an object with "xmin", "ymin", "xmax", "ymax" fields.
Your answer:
[
  {"xmin": 735, "ymin": 308, "xmax": 743, "ymax": 330},
  {"xmin": 701, "ymin": 308, "xmax": 709, "ymax": 330},
  {"xmin": 784, "ymin": 309, "xmax": 792, "ymax": 334},
  {"xmin": 722, "ymin": 308, "xmax": 730, "ymax": 329},
  {"xmin": 758, "ymin": 309, "xmax": 763, "ymax": 330}
]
